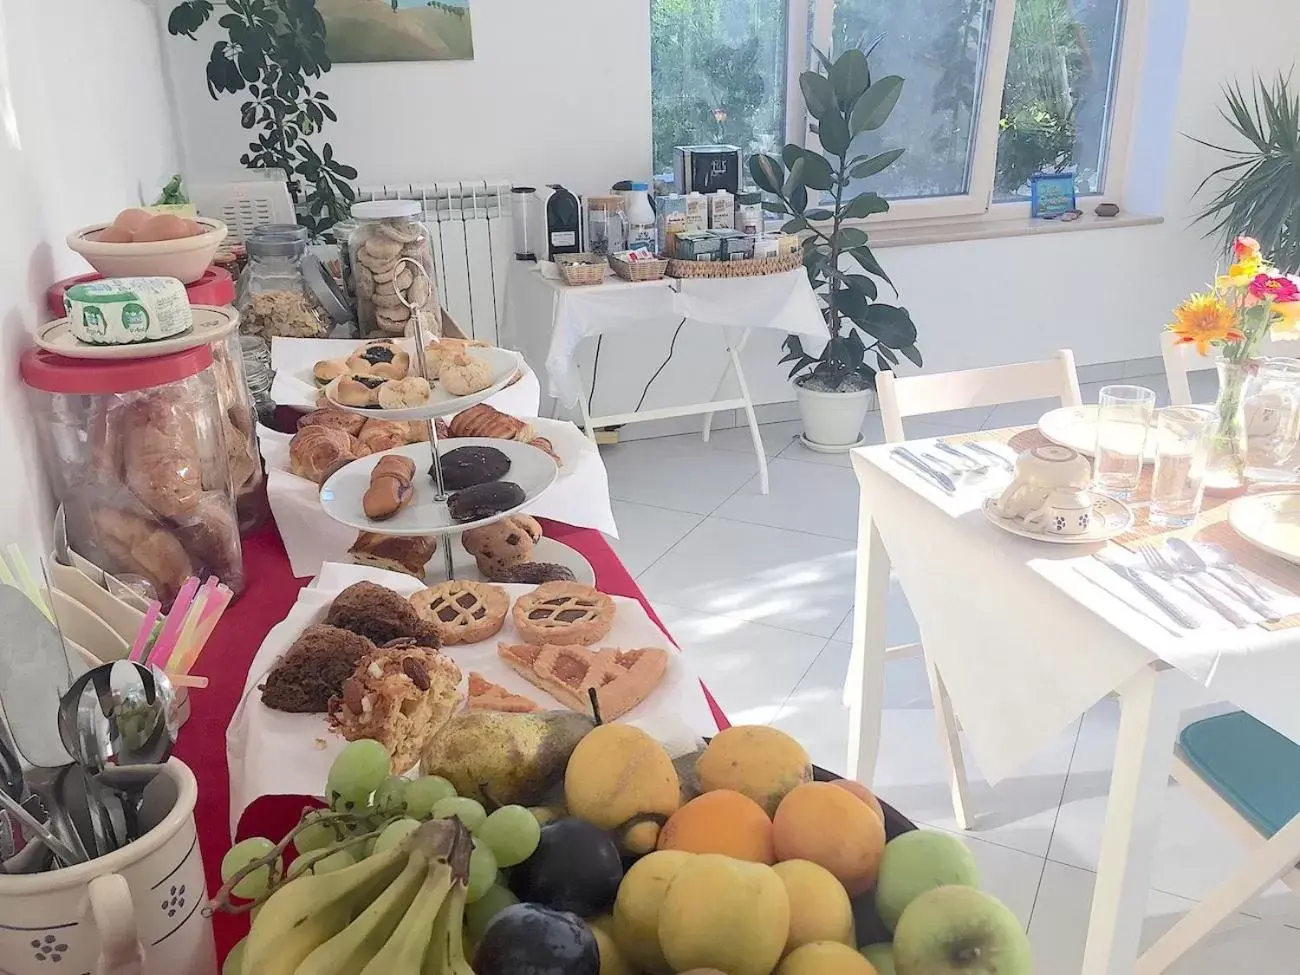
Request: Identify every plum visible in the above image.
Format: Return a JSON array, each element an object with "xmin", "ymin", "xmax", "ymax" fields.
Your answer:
[
  {"xmin": 475, "ymin": 904, "xmax": 599, "ymax": 975},
  {"xmin": 510, "ymin": 818, "xmax": 623, "ymax": 916}
]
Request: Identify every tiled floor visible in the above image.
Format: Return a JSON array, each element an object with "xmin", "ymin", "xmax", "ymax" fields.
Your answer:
[{"xmin": 599, "ymin": 368, "xmax": 1300, "ymax": 972}]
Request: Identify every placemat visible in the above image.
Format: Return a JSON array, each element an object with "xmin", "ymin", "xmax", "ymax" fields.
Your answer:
[{"xmin": 945, "ymin": 426, "xmax": 1300, "ymax": 631}]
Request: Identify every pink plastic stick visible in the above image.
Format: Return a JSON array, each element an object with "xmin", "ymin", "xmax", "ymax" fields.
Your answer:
[
  {"xmin": 145, "ymin": 576, "xmax": 199, "ymax": 667},
  {"xmin": 129, "ymin": 601, "xmax": 163, "ymax": 662}
]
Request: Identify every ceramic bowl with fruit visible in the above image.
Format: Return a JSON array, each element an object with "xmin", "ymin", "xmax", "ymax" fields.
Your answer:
[{"xmin": 68, "ymin": 208, "xmax": 227, "ymax": 284}]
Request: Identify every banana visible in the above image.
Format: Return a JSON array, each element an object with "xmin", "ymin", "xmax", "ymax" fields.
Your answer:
[
  {"xmin": 358, "ymin": 862, "xmax": 454, "ymax": 975},
  {"xmin": 422, "ymin": 882, "xmax": 473, "ymax": 975},
  {"xmin": 295, "ymin": 851, "xmax": 429, "ymax": 975},
  {"xmin": 244, "ymin": 845, "xmax": 408, "ymax": 973}
]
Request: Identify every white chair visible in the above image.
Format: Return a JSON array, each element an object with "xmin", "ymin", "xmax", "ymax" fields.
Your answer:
[
  {"xmin": 1161, "ymin": 330, "xmax": 1289, "ymax": 406},
  {"xmin": 853, "ymin": 349, "xmax": 1082, "ymax": 829}
]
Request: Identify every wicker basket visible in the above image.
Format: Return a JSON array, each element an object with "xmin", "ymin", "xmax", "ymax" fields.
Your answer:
[
  {"xmin": 556, "ymin": 253, "xmax": 608, "ymax": 286},
  {"xmin": 609, "ymin": 254, "xmax": 669, "ymax": 282},
  {"xmin": 666, "ymin": 251, "xmax": 803, "ymax": 279}
]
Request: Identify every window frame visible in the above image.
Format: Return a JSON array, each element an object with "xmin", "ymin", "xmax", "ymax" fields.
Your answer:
[{"xmin": 785, "ymin": 0, "xmax": 1149, "ymax": 229}]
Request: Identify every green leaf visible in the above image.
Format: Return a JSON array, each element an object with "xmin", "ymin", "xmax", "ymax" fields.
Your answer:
[
  {"xmin": 831, "ymin": 49, "xmax": 872, "ymax": 111},
  {"xmin": 876, "ymin": 344, "xmax": 899, "ymax": 365},
  {"xmin": 860, "ymin": 304, "xmax": 917, "ymax": 348},
  {"xmin": 810, "ymin": 46, "xmax": 832, "ymax": 73},
  {"xmin": 762, "ymin": 199, "xmax": 790, "ymax": 214},
  {"xmin": 850, "ymin": 76, "xmax": 905, "ymax": 135},
  {"xmin": 800, "ymin": 71, "xmax": 838, "ymax": 121},
  {"xmin": 789, "ymin": 184, "xmax": 808, "ymax": 215},
  {"xmin": 782, "ymin": 144, "xmax": 805, "ymax": 170},
  {"xmin": 783, "ymin": 157, "xmax": 806, "ymax": 199},
  {"xmin": 834, "ymin": 227, "xmax": 870, "ymax": 249},
  {"xmin": 842, "ymin": 273, "xmax": 878, "ymax": 300},
  {"xmin": 805, "ymin": 208, "xmax": 834, "ymax": 222},
  {"xmin": 750, "ymin": 154, "xmax": 785, "ymax": 195},
  {"xmin": 850, "ymin": 148, "xmax": 907, "ymax": 180},
  {"xmin": 799, "ymin": 153, "xmax": 836, "ymax": 191},
  {"xmin": 840, "ymin": 193, "xmax": 890, "ymax": 220},
  {"xmin": 900, "ymin": 344, "xmax": 924, "ymax": 367},
  {"xmin": 849, "ymin": 246, "xmax": 897, "ymax": 293},
  {"xmin": 819, "ymin": 113, "xmax": 852, "ymax": 158},
  {"xmin": 783, "ymin": 218, "xmax": 809, "ymax": 234}
]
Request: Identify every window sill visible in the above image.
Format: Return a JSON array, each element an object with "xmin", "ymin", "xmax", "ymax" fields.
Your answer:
[{"xmin": 858, "ymin": 210, "xmax": 1164, "ymax": 249}]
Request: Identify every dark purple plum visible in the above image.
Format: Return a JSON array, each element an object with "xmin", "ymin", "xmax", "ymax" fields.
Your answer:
[
  {"xmin": 510, "ymin": 819, "xmax": 623, "ymax": 916},
  {"xmin": 475, "ymin": 904, "xmax": 599, "ymax": 975}
]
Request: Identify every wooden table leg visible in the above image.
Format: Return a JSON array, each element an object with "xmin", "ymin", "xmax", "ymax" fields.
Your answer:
[
  {"xmin": 846, "ymin": 472, "xmax": 890, "ymax": 784},
  {"xmin": 1083, "ymin": 666, "xmax": 1190, "ymax": 974}
]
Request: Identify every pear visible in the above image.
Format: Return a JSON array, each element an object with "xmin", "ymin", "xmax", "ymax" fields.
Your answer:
[{"xmin": 421, "ymin": 710, "xmax": 594, "ymax": 806}]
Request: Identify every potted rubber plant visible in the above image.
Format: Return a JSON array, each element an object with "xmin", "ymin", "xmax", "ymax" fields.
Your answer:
[{"xmin": 751, "ymin": 48, "xmax": 919, "ymax": 450}]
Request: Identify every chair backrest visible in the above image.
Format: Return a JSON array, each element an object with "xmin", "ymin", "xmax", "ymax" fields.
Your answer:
[
  {"xmin": 876, "ymin": 349, "xmax": 1082, "ymax": 443},
  {"xmin": 1162, "ymin": 330, "xmax": 1293, "ymax": 406}
]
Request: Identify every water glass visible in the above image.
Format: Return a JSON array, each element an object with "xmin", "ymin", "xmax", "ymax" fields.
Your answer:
[
  {"xmin": 1093, "ymin": 385, "xmax": 1156, "ymax": 499},
  {"xmin": 1150, "ymin": 406, "xmax": 1216, "ymax": 527},
  {"xmin": 1244, "ymin": 357, "xmax": 1300, "ymax": 484}
]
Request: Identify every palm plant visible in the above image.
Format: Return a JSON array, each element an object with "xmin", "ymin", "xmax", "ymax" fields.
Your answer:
[{"xmin": 1194, "ymin": 74, "xmax": 1300, "ymax": 273}]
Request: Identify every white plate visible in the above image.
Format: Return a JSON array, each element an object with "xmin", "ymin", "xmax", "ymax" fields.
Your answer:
[
  {"xmin": 429, "ymin": 536, "xmax": 596, "ymax": 586},
  {"xmin": 1038, "ymin": 405, "xmax": 1158, "ymax": 463},
  {"xmin": 322, "ymin": 346, "xmax": 521, "ymax": 420},
  {"xmin": 981, "ymin": 493, "xmax": 1134, "ymax": 544},
  {"xmin": 319, "ymin": 438, "xmax": 558, "ymax": 536},
  {"xmin": 1228, "ymin": 492, "xmax": 1300, "ymax": 566},
  {"xmin": 35, "ymin": 305, "xmax": 239, "ymax": 359}
]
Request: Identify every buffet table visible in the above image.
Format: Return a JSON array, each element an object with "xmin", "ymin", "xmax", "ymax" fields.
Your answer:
[{"xmin": 173, "ymin": 517, "xmax": 729, "ymax": 960}]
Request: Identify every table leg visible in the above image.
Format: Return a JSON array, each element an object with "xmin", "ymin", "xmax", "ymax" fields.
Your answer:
[
  {"xmin": 727, "ymin": 336, "xmax": 769, "ymax": 495},
  {"xmin": 846, "ymin": 486, "xmax": 890, "ymax": 784},
  {"xmin": 574, "ymin": 370, "xmax": 597, "ymax": 441},
  {"xmin": 1082, "ymin": 666, "xmax": 1189, "ymax": 974},
  {"xmin": 701, "ymin": 328, "xmax": 752, "ymax": 441}
]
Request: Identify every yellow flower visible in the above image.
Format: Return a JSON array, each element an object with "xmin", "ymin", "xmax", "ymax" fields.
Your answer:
[
  {"xmin": 1168, "ymin": 293, "xmax": 1244, "ymax": 355},
  {"xmin": 1272, "ymin": 293, "xmax": 1300, "ymax": 340},
  {"xmin": 1223, "ymin": 258, "xmax": 1263, "ymax": 287}
]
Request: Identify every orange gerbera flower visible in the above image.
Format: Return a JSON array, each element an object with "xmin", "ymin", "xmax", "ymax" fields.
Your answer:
[{"xmin": 1168, "ymin": 293, "xmax": 1244, "ymax": 355}]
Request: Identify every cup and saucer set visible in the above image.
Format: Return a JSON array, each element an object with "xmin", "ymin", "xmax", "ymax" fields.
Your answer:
[{"xmin": 980, "ymin": 444, "xmax": 1135, "ymax": 544}]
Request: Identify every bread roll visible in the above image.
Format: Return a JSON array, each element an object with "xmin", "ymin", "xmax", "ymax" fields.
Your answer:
[
  {"xmin": 314, "ymin": 359, "xmax": 349, "ymax": 386},
  {"xmin": 336, "ymin": 374, "xmax": 387, "ymax": 407},
  {"xmin": 290, "ymin": 426, "xmax": 368, "ymax": 484},
  {"xmin": 363, "ymin": 455, "xmax": 416, "ymax": 520},
  {"xmin": 177, "ymin": 492, "xmax": 245, "ymax": 593},
  {"xmin": 89, "ymin": 506, "xmax": 194, "ymax": 607}
]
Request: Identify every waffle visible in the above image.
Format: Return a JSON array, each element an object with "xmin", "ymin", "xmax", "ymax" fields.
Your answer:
[
  {"xmin": 497, "ymin": 642, "xmax": 669, "ymax": 720},
  {"xmin": 512, "ymin": 582, "xmax": 614, "ymax": 646},
  {"xmin": 410, "ymin": 580, "xmax": 510, "ymax": 645},
  {"xmin": 466, "ymin": 671, "xmax": 541, "ymax": 713}
]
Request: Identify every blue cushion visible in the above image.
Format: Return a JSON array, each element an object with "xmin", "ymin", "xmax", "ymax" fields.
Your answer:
[{"xmin": 1179, "ymin": 711, "xmax": 1300, "ymax": 838}]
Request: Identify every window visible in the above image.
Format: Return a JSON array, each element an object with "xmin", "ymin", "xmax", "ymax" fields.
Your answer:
[{"xmin": 650, "ymin": 0, "xmax": 1141, "ymax": 222}]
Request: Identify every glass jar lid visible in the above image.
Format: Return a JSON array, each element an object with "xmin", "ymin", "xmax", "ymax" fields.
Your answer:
[
  {"xmin": 351, "ymin": 199, "xmax": 420, "ymax": 220},
  {"xmin": 247, "ymin": 233, "xmax": 306, "ymax": 259}
]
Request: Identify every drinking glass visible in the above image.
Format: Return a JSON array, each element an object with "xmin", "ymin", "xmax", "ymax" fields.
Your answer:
[
  {"xmin": 1244, "ymin": 357, "xmax": 1300, "ymax": 484},
  {"xmin": 1093, "ymin": 385, "xmax": 1156, "ymax": 499},
  {"xmin": 1149, "ymin": 406, "xmax": 1216, "ymax": 527}
]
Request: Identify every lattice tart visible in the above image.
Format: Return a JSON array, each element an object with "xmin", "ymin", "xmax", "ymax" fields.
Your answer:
[
  {"xmin": 410, "ymin": 580, "xmax": 510, "ymax": 645},
  {"xmin": 511, "ymin": 582, "xmax": 614, "ymax": 646},
  {"xmin": 497, "ymin": 642, "xmax": 669, "ymax": 720}
]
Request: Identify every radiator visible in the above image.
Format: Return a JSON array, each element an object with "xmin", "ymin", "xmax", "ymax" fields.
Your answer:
[{"xmin": 355, "ymin": 180, "xmax": 513, "ymax": 346}]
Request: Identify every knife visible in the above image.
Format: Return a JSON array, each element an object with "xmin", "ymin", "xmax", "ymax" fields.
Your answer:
[
  {"xmin": 962, "ymin": 441, "xmax": 1016, "ymax": 473},
  {"xmin": 1094, "ymin": 553, "xmax": 1200, "ymax": 629},
  {"xmin": 889, "ymin": 448, "xmax": 956, "ymax": 494}
]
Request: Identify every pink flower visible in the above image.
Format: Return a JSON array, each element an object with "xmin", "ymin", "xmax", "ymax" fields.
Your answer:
[
  {"xmin": 1234, "ymin": 236, "xmax": 1262, "ymax": 262},
  {"xmin": 1248, "ymin": 272, "xmax": 1300, "ymax": 304}
]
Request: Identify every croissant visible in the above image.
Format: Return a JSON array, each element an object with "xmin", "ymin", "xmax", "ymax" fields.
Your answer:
[
  {"xmin": 529, "ymin": 436, "xmax": 562, "ymax": 466},
  {"xmin": 448, "ymin": 404, "xmax": 531, "ymax": 441},
  {"xmin": 290, "ymin": 426, "xmax": 369, "ymax": 484},
  {"xmin": 122, "ymin": 396, "xmax": 204, "ymax": 519},
  {"xmin": 358, "ymin": 418, "xmax": 408, "ymax": 453},
  {"xmin": 89, "ymin": 506, "xmax": 194, "ymax": 608}
]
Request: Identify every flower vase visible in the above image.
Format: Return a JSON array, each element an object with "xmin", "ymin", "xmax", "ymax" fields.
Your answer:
[{"xmin": 1204, "ymin": 358, "xmax": 1256, "ymax": 493}]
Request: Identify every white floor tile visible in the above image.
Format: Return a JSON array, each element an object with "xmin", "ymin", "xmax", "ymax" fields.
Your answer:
[
  {"xmin": 651, "ymin": 601, "xmax": 827, "ymax": 725},
  {"xmin": 599, "ymin": 437, "xmax": 758, "ymax": 514},
  {"xmin": 666, "ymin": 419, "xmax": 802, "ymax": 458},
  {"xmin": 605, "ymin": 500, "xmax": 704, "ymax": 577},
  {"xmin": 714, "ymin": 458, "xmax": 861, "ymax": 541},
  {"xmin": 1028, "ymin": 860, "xmax": 1300, "ymax": 975},
  {"xmin": 637, "ymin": 517, "xmax": 856, "ymax": 638}
]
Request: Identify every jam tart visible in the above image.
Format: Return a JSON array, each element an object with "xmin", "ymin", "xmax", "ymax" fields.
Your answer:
[
  {"xmin": 511, "ymin": 582, "xmax": 614, "ymax": 646},
  {"xmin": 497, "ymin": 642, "xmax": 669, "ymax": 720},
  {"xmin": 409, "ymin": 580, "xmax": 509, "ymax": 645}
]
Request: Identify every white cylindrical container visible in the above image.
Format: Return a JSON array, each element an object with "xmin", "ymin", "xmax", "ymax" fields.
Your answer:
[
  {"xmin": 511, "ymin": 186, "xmax": 537, "ymax": 260},
  {"xmin": 625, "ymin": 182, "xmax": 657, "ymax": 252}
]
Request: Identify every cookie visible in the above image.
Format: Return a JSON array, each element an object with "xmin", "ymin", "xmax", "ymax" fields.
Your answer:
[
  {"xmin": 489, "ymin": 562, "xmax": 577, "ymax": 585},
  {"xmin": 440, "ymin": 352, "xmax": 494, "ymax": 396},
  {"xmin": 447, "ymin": 481, "xmax": 525, "ymax": 523},
  {"xmin": 512, "ymin": 582, "xmax": 614, "ymax": 646},
  {"xmin": 436, "ymin": 445, "xmax": 511, "ymax": 491},
  {"xmin": 377, "ymin": 376, "xmax": 431, "ymax": 410},
  {"xmin": 410, "ymin": 580, "xmax": 510, "ymax": 645},
  {"xmin": 461, "ymin": 516, "xmax": 537, "ymax": 576}
]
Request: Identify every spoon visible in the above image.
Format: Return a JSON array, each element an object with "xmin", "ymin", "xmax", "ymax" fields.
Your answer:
[
  {"xmin": 58, "ymin": 662, "xmax": 173, "ymax": 773},
  {"xmin": 1193, "ymin": 541, "xmax": 1278, "ymax": 609},
  {"xmin": 1166, "ymin": 539, "xmax": 1275, "ymax": 617}
]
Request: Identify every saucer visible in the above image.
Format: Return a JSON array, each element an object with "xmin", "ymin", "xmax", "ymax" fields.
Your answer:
[{"xmin": 981, "ymin": 492, "xmax": 1134, "ymax": 544}]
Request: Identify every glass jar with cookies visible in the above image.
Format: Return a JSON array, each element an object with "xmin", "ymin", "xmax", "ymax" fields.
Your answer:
[
  {"xmin": 236, "ymin": 224, "xmax": 331, "ymax": 344},
  {"xmin": 348, "ymin": 201, "xmax": 439, "ymax": 339}
]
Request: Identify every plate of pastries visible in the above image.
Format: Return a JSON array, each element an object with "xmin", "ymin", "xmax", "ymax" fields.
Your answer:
[{"xmin": 315, "ymin": 337, "xmax": 521, "ymax": 420}]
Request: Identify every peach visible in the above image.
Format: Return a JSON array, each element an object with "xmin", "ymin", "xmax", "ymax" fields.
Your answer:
[
  {"xmin": 773, "ymin": 782, "xmax": 885, "ymax": 895},
  {"xmin": 829, "ymin": 778, "xmax": 885, "ymax": 824},
  {"xmin": 658, "ymin": 789, "xmax": 774, "ymax": 863}
]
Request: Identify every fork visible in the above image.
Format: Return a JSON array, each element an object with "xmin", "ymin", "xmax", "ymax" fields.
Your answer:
[{"xmin": 1137, "ymin": 544, "xmax": 1249, "ymax": 626}]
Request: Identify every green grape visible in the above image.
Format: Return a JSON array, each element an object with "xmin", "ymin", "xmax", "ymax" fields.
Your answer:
[
  {"xmin": 310, "ymin": 847, "xmax": 357, "ymax": 875},
  {"xmin": 466, "ymin": 840, "xmax": 498, "ymax": 904},
  {"xmin": 293, "ymin": 810, "xmax": 338, "ymax": 855},
  {"xmin": 325, "ymin": 740, "xmax": 390, "ymax": 808},
  {"xmin": 464, "ymin": 884, "xmax": 518, "ymax": 944},
  {"xmin": 221, "ymin": 837, "xmax": 281, "ymax": 900},
  {"xmin": 476, "ymin": 805, "xmax": 541, "ymax": 867},
  {"xmin": 374, "ymin": 817, "xmax": 421, "ymax": 854},
  {"xmin": 373, "ymin": 776, "xmax": 411, "ymax": 817},
  {"xmin": 431, "ymin": 796, "xmax": 486, "ymax": 833},
  {"xmin": 404, "ymin": 776, "xmax": 457, "ymax": 819},
  {"xmin": 223, "ymin": 938, "xmax": 247, "ymax": 975}
]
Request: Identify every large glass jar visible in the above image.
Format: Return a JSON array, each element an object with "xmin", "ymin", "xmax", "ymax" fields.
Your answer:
[
  {"xmin": 236, "ymin": 225, "xmax": 330, "ymax": 342},
  {"xmin": 1244, "ymin": 357, "xmax": 1300, "ymax": 484},
  {"xmin": 210, "ymin": 331, "xmax": 268, "ymax": 533},
  {"xmin": 20, "ymin": 347, "xmax": 245, "ymax": 608},
  {"xmin": 348, "ymin": 200, "xmax": 439, "ymax": 338}
]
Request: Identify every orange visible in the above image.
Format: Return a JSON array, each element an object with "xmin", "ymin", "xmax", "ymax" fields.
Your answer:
[
  {"xmin": 657, "ymin": 789, "xmax": 774, "ymax": 863},
  {"xmin": 829, "ymin": 779, "xmax": 885, "ymax": 824},
  {"xmin": 773, "ymin": 782, "xmax": 885, "ymax": 895}
]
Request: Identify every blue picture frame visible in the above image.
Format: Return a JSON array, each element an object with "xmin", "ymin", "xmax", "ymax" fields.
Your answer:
[{"xmin": 1029, "ymin": 173, "xmax": 1078, "ymax": 218}]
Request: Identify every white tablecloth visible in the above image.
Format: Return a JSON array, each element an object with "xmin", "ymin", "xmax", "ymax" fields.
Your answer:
[
  {"xmin": 270, "ymin": 337, "xmax": 543, "ymax": 418},
  {"xmin": 260, "ymin": 416, "xmax": 617, "ymax": 577},
  {"xmin": 853, "ymin": 438, "xmax": 1300, "ymax": 783},
  {"xmin": 506, "ymin": 268, "xmax": 828, "ymax": 408}
]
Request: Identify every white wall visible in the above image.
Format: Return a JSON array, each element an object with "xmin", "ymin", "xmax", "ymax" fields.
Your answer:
[{"xmin": 0, "ymin": 0, "xmax": 178, "ymax": 555}]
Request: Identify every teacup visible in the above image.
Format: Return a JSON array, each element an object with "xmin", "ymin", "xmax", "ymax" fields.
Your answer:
[
  {"xmin": 995, "ymin": 444, "xmax": 1092, "ymax": 519},
  {"xmin": 1023, "ymin": 487, "xmax": 1095, "ymax": 536},
  {"xmin": 0, "ymin": 759, "xmax": 216, "ymax": 975}
]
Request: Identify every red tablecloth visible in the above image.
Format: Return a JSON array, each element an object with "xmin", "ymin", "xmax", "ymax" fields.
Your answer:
[{"xmin": 173, "ymin": 518, "xmax": 728, "ymax": 960}]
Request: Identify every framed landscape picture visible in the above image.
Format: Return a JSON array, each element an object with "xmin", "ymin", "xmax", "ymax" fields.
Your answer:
[{"xmin": 319, "ymin": 0, "xmax": 474, "ymax": 63}]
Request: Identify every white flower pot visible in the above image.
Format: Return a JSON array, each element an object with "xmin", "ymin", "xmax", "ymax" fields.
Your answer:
[{"xmin": 794, "ymin": 382, "xmax": 875, "ymax": 451}]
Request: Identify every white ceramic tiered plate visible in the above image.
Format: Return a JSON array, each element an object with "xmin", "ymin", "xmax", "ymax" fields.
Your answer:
[
  {"xmin": 1038, "ymin": 405, "xmax": 1158, "ymax": 463},
  {"xmin": 319, "ymin": 438, "xmax": 558, "ymax": 535},
  {"xmin": 981, "ymin": 492, "xmax": 1135, "ymax": 544},
  {"xmin": 322, "ymin": 346, "xmax": 521, "ymax": 420},
  {"xmin": 1228, "ymin": 492, "xmax": 1300, "ymax": 567},
  {"xmin": 430, "ymin": 536, "xmax": 596, "ymax": 586}
]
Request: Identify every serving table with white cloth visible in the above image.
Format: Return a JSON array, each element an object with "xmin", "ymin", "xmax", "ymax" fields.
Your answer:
[
  {"xmin": 847, "ymin": 426, "xmax": 1300, "ymax": 974},
  {"xmin": 502, "ymin": 267, "xmax": 828, "ymax": 494}
]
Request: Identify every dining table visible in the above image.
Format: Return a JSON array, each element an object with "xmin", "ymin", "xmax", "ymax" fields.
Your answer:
[{"xmin": 846, "ymin": 422, "xmax": 1300, "ymax": 975}]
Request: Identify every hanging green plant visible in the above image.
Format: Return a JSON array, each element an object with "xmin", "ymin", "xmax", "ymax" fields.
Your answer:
[{"xmin": 167, "ymin": 0, "xmax": 358, "ymax": 235}]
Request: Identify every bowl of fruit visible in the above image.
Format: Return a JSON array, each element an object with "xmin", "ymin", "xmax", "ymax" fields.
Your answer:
[
  {"xmin": 216, "ymin": 715, "xmax": 1032, "ymax": 975},
  {"xmin": 67, "ymin": 209, "xmax": 227, "ymax": 284}
]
